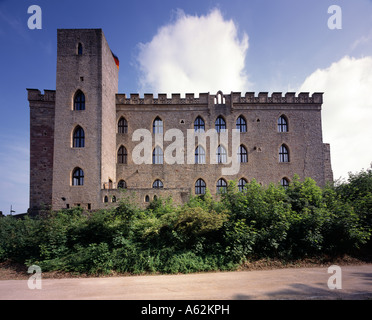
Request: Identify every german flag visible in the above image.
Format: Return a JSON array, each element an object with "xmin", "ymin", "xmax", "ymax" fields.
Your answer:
[{"xmin": 111, "ymin": 51, "xmax": 119, "ymax": 69}]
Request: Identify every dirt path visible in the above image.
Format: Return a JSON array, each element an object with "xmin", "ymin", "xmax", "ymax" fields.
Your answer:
[{"xmin": 0, "ymin": 264, "xmax": 371, "ymax": 300}]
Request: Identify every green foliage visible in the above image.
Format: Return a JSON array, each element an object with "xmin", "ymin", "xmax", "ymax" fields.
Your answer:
[{"xmin": 1, "ymin": 169, "xmax": 371, "ymax": 274}]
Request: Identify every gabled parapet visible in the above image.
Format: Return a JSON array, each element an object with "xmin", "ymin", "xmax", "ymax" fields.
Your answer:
[{"xmin": 116, "ymin": 92, "xmax": 323, "ymax": 105}]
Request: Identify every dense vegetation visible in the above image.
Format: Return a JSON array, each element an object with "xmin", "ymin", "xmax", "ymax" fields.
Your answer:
[{"xmin": 1, "ymin": 169, "xmax": 371, "ymax": 275}]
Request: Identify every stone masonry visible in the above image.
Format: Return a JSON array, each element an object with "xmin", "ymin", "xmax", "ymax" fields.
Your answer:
[{"xmin": 27, "ymin": 29, "xmax": 333, "ymax": 213}]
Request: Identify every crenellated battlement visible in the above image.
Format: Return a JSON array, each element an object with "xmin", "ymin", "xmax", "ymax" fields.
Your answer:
[
  {"xmin": 116, "ymin": 91, "xmax": 323, "ymax": 105},
  {"xmin": 27, "ymin": 89, "xmax": 56, "ymax": 102}
]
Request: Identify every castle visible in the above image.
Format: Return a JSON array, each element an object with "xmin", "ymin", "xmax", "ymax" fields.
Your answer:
[{"xmin": 27, "ymin": 29, "xmax": 333, "ymax": 214}]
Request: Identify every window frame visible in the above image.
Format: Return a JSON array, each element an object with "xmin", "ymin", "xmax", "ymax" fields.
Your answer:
[
  {"xmin": 153, "ymin": 117, "xmax": 163, "ymax": 134},
  {"xmin": 236, "ymin": 115, "xmax": 247, "ymax": 133},
  {"xmin": 72, "ymin": 167, "xmax": 84, "ymax": 186},
  {"xmin": 216, "ymin": 145, "xmax": 227, "ymax": 164},
  {"xmin": 279, "ymin": 144, "xmax": 290, "ymax": 163},
  {"xmin": 281, "ymin": 177, "xmax": 290, "ymax": 188},
  {"xmin": 152, "ymin": 146, "xmax": 164, "ymax": 164},
  {"xmin": 118, "ymin": 117, "xmax": 128, "ymax": 134},
  {"xmin": 238, "ymin": 178, "xmax": 247, "ymax": 192},
  {"xmin": 117, "ymin": 180, "xmax": 127, "ymax": 189},
  {"xmin": 195, "ymin": 178, "xmax": 206, "ymax": 195},
  {"xmin": 237, "ymin": 145, "xmax": 248, "ymax": 163},
  {"xmin": 194, "ymin": 116, "xmax": 205, "ymax": 132},
  {"xmin": 117, "ymin": 146, "xmax": 128, "ymax": 164},
  {"xmin": 215, "ymin": 116, "xmax": 226, "ymax": 133},
  {"xmin": 216, "ymin": 178, "xmax": 227, "ymax": 194},
  {"xmin": 152, "ymin": 179, "xmax": 164, "ymax": 189},
  {"xmin": 73, "ymin": 90, "xmax": 85, "ymax": 111},
  {"xmin": 195, "ymin": 145, "xmax": 206, "ymax": 164},
  {"xmin": 72, "ymin": 126, "xmax": 85, "ymax": 148},
  {"xmin": 278, "ymin": 115, "xmax": 288, "ymax": 133}
]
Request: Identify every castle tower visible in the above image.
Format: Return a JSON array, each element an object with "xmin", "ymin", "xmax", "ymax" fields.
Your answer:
[
  {"xmin": 27, "ymin": 89, "xmax": 56, "ymax": 215},
  {"xmin": 52, "ymin": 29, "xmax": 118, "ymax": 210}
]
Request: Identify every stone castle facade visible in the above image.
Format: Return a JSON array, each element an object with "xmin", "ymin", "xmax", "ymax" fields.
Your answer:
[{"xmin": 27, "ymin": 29, "xmax": 333, "ymax": 214}]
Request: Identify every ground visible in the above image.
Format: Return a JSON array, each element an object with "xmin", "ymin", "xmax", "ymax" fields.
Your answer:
[
  {"xmin": 0, "ymin": 255, "xmax": 369, "ymax": 280},
  {"xmin": 1, "ymin": 263, "xmax": 372, "ymax": 300}
]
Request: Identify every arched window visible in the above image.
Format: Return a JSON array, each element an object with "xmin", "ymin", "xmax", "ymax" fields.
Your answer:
[
  {"xmin": 194, "ymin": 116, "xmax": 205, "ymax": 132},
  {"xmin": 215, "ymin": 116, "xmax": 226, "ymax": 133},
  {"xmin": 73, "ymin": 126, "xmax": 85, "ymax": 148},
  {"xmin": 152, "ymin": 179, "xmax": 164, "ymax": 189},
  {"xmin": 145, "ymin": 195, "xmax": 150, "ymax": 202},
  {"xmin": 118, "ymin": 117, "xmax": 128, "ymax": 134},
  {"xmin": 216, "ymin": 145, "xmax": 227, "ymax": 164},
  {"xmin": 77, "ymin": 43, "xmax": 83, "ymax": 55},
  {"xmin": 281, "ymin": 177, "xmax": 290, "ymax": 188},
  {"xmin": 104, "ymin": 195, "xmax": 109, "ymax": 203},
  {"xmin": 117, "ymin": 180, "xmax": 127, "ymax": 189},
  {"xmin": 117, "ymin": 146, "xmax": 128, "ymax": 164},
  {"xmin": 72, "ymin": 167, "xmax": 84, "ymax": 186},
  {"xmin": 279, "ymin": 144, "xmax": 290, "ymax": 163},
  {"xmin": 278, "ymin": 115, "xmax": 288, "ymax": 132},
  {"xmin": 195, "ymin": 146, "xmax": 206, "ymax": 164},
  {"xmin": 153, "ymin": 117, "xmax": 163, "ymax": 134},
  {"xmin": 152, "ymin": 146, "xmax": 163, "ymax": 164},
  {"xmin": 74, "ymin": 90, "xmax": 85, "ymax": 110},
  {"xmin": 195, "ymin": 178, "xmax": 206, "ymax": 195},
  {"xmin": 216, "ymin": 178, "xmax": 227, "ymax": 194},
  {"xmin": 236, "ymin": 116, "xmax": 247, "ymax": 132},
  {"xmin": 215, "ymin": 91, "xmax": 225, "ymax": 104},
  {"xmin": 237, "ymin": 145, "xmax": 248, "ymax": 163},
  {"xmin": 238, "ymin": 178, "xmax": 247, "ymax": 192}
]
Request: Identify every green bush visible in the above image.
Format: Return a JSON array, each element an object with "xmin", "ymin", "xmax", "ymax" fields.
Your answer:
[{"xmin": 0, "ymin": 169, "xmax": 371, "ymax": 275}]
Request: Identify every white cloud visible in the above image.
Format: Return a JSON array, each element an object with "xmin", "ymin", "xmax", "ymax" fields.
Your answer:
[
  {"xmin": 299, "ymin": 56, "xmax": 372, "ymax": 180},
  {"xmin": 136, "ymin": 8, "xmax": 250, "ymax": 95}
]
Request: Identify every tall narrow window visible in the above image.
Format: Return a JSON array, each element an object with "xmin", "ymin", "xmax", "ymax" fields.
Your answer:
[
  {"xmin": 72, "ymin": 167, "xmax": 84, "ymax": 186},
  {"xmin": 238, "ymin": 178, "xmax": 247, "ymax": 192},
  {"xmin": 216, "ymin": 145, "xmax": 227, "ymax": 164},
  {"xmin": 278, "ymin": 115, "xmax": 288, "ymax": 132},
  {"xmin": 194, "ymin": 116, "xmax": 205, "ymax": 132},
  {"xmin": 118, "ymin": 117, "xmax": 128, "ymax": 134},
  {"xmin": 153, "ymin": 117, "xmax": 163, "ymax": 134},
  {"xmin": 73, "ymin": 126, "xmax": 85, "ymax": 148},
  {"xmin": 279, "ymin": 144, "xmax": 289, "ymax": 162},
  {"xmin": 118, "ymin": 146, "xmax": 128, "ymax": 164},
  {"xmin": 216, "ymin": 178, "xmax": 227, "ymax": 194},
  {"xmin": 237, "ymin": 145, "xmax": 248, "ymax": 163},
  {"xmin": 118, "ymin": 180, "xmax": 127, "ymax": 189},
  {"xmin": 236, "ymin": 116, "xmax": 247, "ymax": 132},
  {"xmin": 195, "ymin": 146, "xmax": 206, "ymax": 164},
  {"xmin": 152, "ymin": 179, "xmax": 164, "ymax": 189},
  {"xmin": 74, "ymin": 90, "xmax": 85, "ymax": 110},
  {"xmin": 78, "ymin": 43, "xmax": 83, "ymax": 55},
  {"xmin": 152, "ymin": 146, "xmax": 163, "ymax": 164},
  {"xmin": 215, "ymin": 116, "xmax": 226, "ymax": 133},
  {"xmin": 281, "ymin": 177, "xmax": 290, "ymax": 188},
  {"xmin": 195, "ymin": 178, "xmax": 206, "ymax": 195}
]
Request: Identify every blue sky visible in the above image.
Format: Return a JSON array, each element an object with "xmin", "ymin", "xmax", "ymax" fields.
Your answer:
[{"xmin": 0, "ymin": 0, "xmax": 372, "ymax": 214}]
